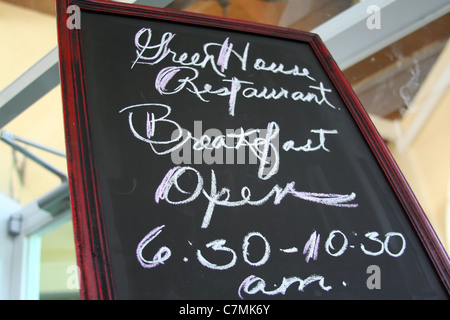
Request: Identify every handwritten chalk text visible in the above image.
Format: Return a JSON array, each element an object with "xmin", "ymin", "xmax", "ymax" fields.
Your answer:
[{"xmin": 154, "ymin": 166, "xmax": 358, "ymax": 228}]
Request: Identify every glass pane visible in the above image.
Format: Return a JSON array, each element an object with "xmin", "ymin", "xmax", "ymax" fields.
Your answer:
[{"xmin": 39, "ymin": 220, "xmax": 80, "ymax": 300}]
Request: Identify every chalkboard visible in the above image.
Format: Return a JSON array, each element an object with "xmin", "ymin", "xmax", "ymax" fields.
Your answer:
[{"xmin": 57, "ymin": 0, "xmax": 449, "ymax": 300}]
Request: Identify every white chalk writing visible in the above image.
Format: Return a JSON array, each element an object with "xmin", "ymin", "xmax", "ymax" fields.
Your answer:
[
  {"xmin": 132, "ymin": 27, "xmax": 337, "ymax": 116},
  {"xmin": 154, "ymin": 166, "xmax": 358, "ymax": 229},
  {"xmin": 120, "ymin": 25, "xmax": 401, "ymax": 299}
]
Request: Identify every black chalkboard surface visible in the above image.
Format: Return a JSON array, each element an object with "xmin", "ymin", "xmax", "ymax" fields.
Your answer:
[{"xmin": 57, "ymin": 0, "xmax": 449, "ymax": 300}]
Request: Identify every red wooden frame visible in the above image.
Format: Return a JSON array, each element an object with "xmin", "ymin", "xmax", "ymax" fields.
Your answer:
[{"xmin": 56, "ymin": 0, "xmax": 449, "ymax": 299}]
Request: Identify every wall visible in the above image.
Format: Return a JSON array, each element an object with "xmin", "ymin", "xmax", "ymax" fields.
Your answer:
[{"xmin": 390, "ymin": 88, "xmax": 450, "ymax": 251}]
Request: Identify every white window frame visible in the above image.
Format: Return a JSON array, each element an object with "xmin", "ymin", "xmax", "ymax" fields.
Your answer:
[{"xmin": 5, "ymin": 184, "xmax": 71, "ymax": 300}]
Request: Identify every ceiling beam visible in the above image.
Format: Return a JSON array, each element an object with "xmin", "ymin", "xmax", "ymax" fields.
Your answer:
[
  {"xmin": 0, "ymin": 48, "xmax": 59, "ymax": 128},
  {"xmin": 312, "ymin": 0, "xmax": 450, "ymax": 70}
]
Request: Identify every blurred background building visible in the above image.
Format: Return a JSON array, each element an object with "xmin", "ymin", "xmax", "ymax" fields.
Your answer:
[{"xmin": 0, "ymin": 0, "xmax": 449, "ymax": 299}]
